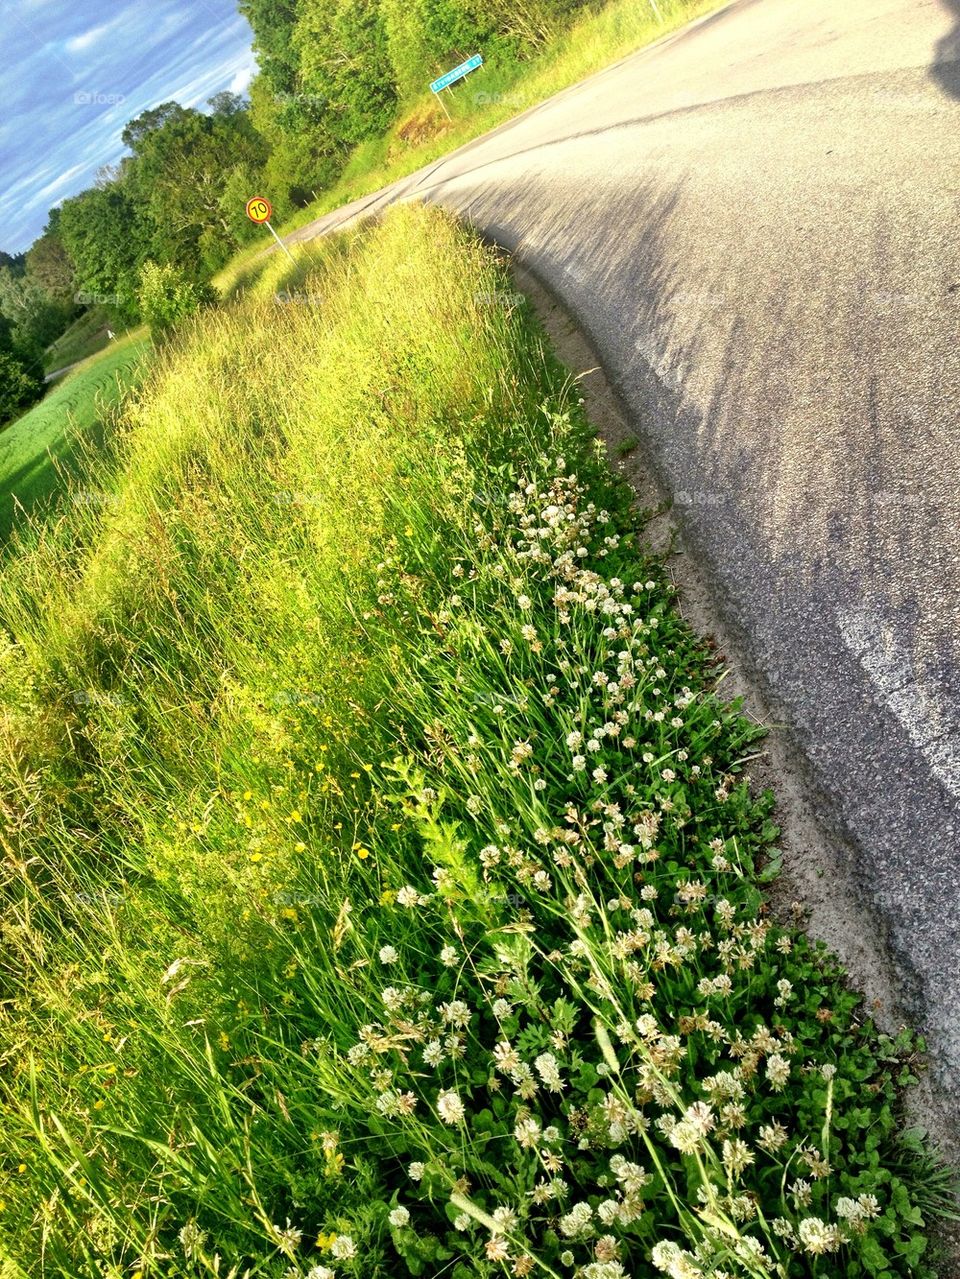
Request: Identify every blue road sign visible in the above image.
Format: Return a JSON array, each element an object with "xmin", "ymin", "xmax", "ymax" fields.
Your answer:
[{"xmin": 430, "ymin": 54, "xmax": 483, "ymax": 94}]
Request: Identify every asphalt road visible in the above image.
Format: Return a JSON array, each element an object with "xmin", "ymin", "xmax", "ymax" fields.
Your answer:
[{"xmin": 293, "ymin": 0, "xmax": 960, "ymax": 1101}]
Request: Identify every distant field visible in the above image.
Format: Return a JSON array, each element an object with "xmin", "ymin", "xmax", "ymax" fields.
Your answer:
[
  {"xmin": 0, "ymin": 332, "xmax": 150, "ymax": 543},
  {"xmin": 43, "ymin": 305, "xmax": 118, "ymax": 374}
]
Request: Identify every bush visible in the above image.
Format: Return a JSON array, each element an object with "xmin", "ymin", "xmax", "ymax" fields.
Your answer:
[
  {"xmin": 0, "ymin": 349, "xmax": 43, "ymax": 425},
  {"xmin": 136, "ymin": 260, "xmax": 212, "ymax": 337}
]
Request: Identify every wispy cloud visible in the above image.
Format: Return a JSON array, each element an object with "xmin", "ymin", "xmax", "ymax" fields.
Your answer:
[{"xmin": 65, "ymin": 21, "xmax": 115, "ymax": 54}]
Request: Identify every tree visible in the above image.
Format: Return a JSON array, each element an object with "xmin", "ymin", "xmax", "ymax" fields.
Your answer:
[
  {"xmin": 59, "ymin": 185, "xmax": 144, "ymax": 316},
  {"xmin": 121, "ymin": 102, "xmax": 193, "ymax": 151},
  {"xmin": 0, "ymin": 350, "xmax": 43, "ymax": 426},
  {"xmin": 379, "ymin": 0, "xmax": 499, "ymax": 100},
  {"xmin": 238, "ymin": 0, "xmax": 301, "ymax": 96},
  {"xmin": 248, "ymin": 72, "xmax": 341, "ymax": 212},
  {"xmin": 25, "ymin": 210, "xmax": 76, "ymax": 306},
  {"xmin": 293, "ymin": 0, "xmax": 397, "ymax": 145},
  {"xmin": 122, "ymin": 98, "xmax": 269, "ymax": 276},
  {"xmin": 0, "ymin": 267, "xmax": 70, "ymax": 370}
]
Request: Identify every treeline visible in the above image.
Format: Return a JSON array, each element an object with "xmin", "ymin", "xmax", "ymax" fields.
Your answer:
[
  {"xmin": 1, "ymin": 0, "xmax": 589, "ymax": 422},
  {"xmin": 243, "ymin": 0, "xmax": 588, "ymax": 203}
]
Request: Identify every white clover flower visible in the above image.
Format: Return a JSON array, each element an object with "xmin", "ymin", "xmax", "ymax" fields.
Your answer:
[
  {"xmin": 440, "ymin": 999, "xmax": 471, "ymax": 1027},
  {"xmin": 378, "ymin": 945, "xmax": 399, "ymax": 965},
  {"xmin": 683, "ymin": 1101, "xmax": 715, "ymax": 1135},
  {"xmin": 650, "ymin": 1241, "xmax": 683, "ymax": 1274},
  {"xmin": 440, "ymin": 945, "xmax": 458, "ymax": 966},
  {"xmin": 766, "ymin": 1053, "xmax": 791, "ymax": 1091},
  {"xmin": 437, "ymin": 1089, "xmax": 466, "ymax": 1125},
  {"xmin": 307, "ymin": 1266, "xmax": 336, "ymax": 1279},
  {"xmin": 396, "ymin": 885, "xmax": 421, "ymax": 908},
  {"xmin": 571, "ymin": 754, "xmax": 587, "ymax": 772},
  {"xmin": 775, "ymin": 978, "xmax": 793, "ymax": 1006},
  {"xmin": 454, "ymin": 1213, "xmax": 471, "ymax": 1231},
  {"xmin": 566, "ymin": 730, "xmax": 583, "ymax": 749},
  {"xmin": 517, "ymin": 594, "xmax": 532, "ymax": 610},
  {"xmin": 388, "ymin": 1206, "xmax": 410, "ymax": 1228},
  {"xmin": 329, "ymin": 1235, "xmax": 356, "ymax": 1260},
  {"xmin": 408, "ymin": 1161, "xmax": 425, "ymax": 1181},
  {"xmin": 492, "ymin": 998, "xmax": 512, "ymax": 1019},
  {"xmin": 490, "ymin": 1206, "xmax": 517, "ymax": 1235},
  {"xmin": 722, "ymin": 1138, "xmax": 754, "ymax": 1176},
  {"xmin": 758, "ymin": 1121, "xmax": 788, "ymax": 1152},
  {"xmin": 798, "ymin": 1217, "xmax": 840, "ymax": 1254},
  {"xmin": 534, "ymin": 1051, "xmax": 564, "ymax": 1092},
  {"xmin": 559, "ymin": 1201, "xmax": 593, "ymax": 1238},
  {"xmin": 514, "ymin": 1116, "xmax": 541, "ymax": 1148}
]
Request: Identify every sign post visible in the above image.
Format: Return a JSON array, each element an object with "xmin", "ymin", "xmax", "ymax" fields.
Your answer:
[
  {"xmin": 245, "ymin": 196, "xmax": 296, "ymax": 263},
  {"xmin": 430, "ymin": 54, "xmax": 483, "ymax": 119}
]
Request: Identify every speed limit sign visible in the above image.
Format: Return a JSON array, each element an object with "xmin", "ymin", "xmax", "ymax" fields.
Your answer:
[
  {"xmin": 244, "ymin": 194, "xmax": 295, "ymax": 262},
  {"xmin": 245, "ymin": 196, "xmax": 273, "ymax": 224}
]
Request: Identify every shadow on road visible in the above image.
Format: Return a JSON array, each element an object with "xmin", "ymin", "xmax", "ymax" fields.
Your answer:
[{"xmin": 931, "ymin": 0, "xmax": 960, "ymax": 96}]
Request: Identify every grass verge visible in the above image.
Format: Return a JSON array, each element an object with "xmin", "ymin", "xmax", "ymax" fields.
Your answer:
[
  {"xmin": 0, "ymin": 206, "xmax": 952, "ymax": 1279},
  {"xmin": 214, "ymin": 0, "xmax": 724, "ymax": 299},
  {"xmin": 0, "ymin": 331, "xmax": 150, "ymax": 545}
]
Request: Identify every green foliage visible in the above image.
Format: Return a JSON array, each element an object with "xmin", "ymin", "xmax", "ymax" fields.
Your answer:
[
  {"xmin": 379, "ymin": 0, "xmax": 500, "ymax": 100},
  {"xmin": 248, "ymin": 74, "xmax": 342, "ymax": 212},
  {"xmin": 124, "ymin": 96, "xmax": 269, "ymax": 277},
  {"xmin": 293, "ymin": 0, "xmax": 398, "ymax": 144},
  {"xmin": 0, "ymin": 348, "xmax": 43, "ymax": 425},
  {"xmin": 25, "ymin": 213, "xmax": 77, "ymax": 307},
  {"xmin": 58, "ymin": 185, "xmax": 145, "ymax": 318},
  {"xmin": 239, "ymin": 0, "xmax": 301, "ymax": 95},
  {"xmin": 137, "ymin": 261, "xmax": 212, "ymax": 336}
]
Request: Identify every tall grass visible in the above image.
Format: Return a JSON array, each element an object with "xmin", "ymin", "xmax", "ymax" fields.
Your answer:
[{"xmin": 0, "ymin": 207, "xmax": 950, "ymax": 1279}]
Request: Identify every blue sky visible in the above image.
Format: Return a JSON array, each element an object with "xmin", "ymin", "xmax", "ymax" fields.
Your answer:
[{"xmin": 0, "ymin": 0, "xmax": 257, "ymax": 254}]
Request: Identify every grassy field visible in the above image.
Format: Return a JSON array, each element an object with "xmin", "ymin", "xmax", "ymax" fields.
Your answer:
[
  {"xmin": 215, "ymin": 0, "xmax": 724, "ymax": 298},
  {"xmin": 43, "ymin": 305, "xmax": 119, "ymax": 374},
  {"xmin": 0, "ymin": 206, "xmax": 952, "ymax": 1279},
  {"xmin": 0, "ymin": 332, "xmax": 150, "ymax": 544}
]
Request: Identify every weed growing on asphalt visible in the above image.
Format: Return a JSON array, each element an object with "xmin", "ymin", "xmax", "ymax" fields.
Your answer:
[{"xmin": 0, "ymin": 207, "xmax": 948, "ymax": 1278}]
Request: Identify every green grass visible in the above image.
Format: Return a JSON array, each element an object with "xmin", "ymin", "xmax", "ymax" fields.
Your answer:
[
  {"xmin": 214, "ymin": 0, "xmax": 725, "ymax": 299},
  {"xmin": 0, "ymin": 331, "xmax": 150, "ymax": 544},
  {"xmin": 43, "ymin": 305, "xmax": 119, "ymax": 374},
  {"xmin": 0, "ymin": 206, "xmax": 952, "ymax": 1279}
]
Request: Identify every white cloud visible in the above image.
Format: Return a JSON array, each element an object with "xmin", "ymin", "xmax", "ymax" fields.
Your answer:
[
  {"xmin": 65, "ymin": 23, "xmax": 113, "ymax": 54},
  {"xmin": 229, "ymin": 64, "xmax": 254, "ymax": 95}
]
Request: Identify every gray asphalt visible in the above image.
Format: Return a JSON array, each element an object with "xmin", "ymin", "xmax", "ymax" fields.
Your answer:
[{"xmin": 292, "ymin": 0, "xmax": 960, "ymax": 1101}]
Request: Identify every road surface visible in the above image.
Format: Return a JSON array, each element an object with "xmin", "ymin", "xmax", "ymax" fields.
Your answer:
[{"xmin": 293, "ymin": 0, "xmax": 960, "ymax": 1104}]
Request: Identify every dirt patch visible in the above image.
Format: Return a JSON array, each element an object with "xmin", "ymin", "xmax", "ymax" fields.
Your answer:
[
  {"xmin": 509, "ymin": 257, "xmax": 960, "ymax": 1240},
  {"xmin": 389, "ymin": 103, "xmax": 453, "ymax": 157}
]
